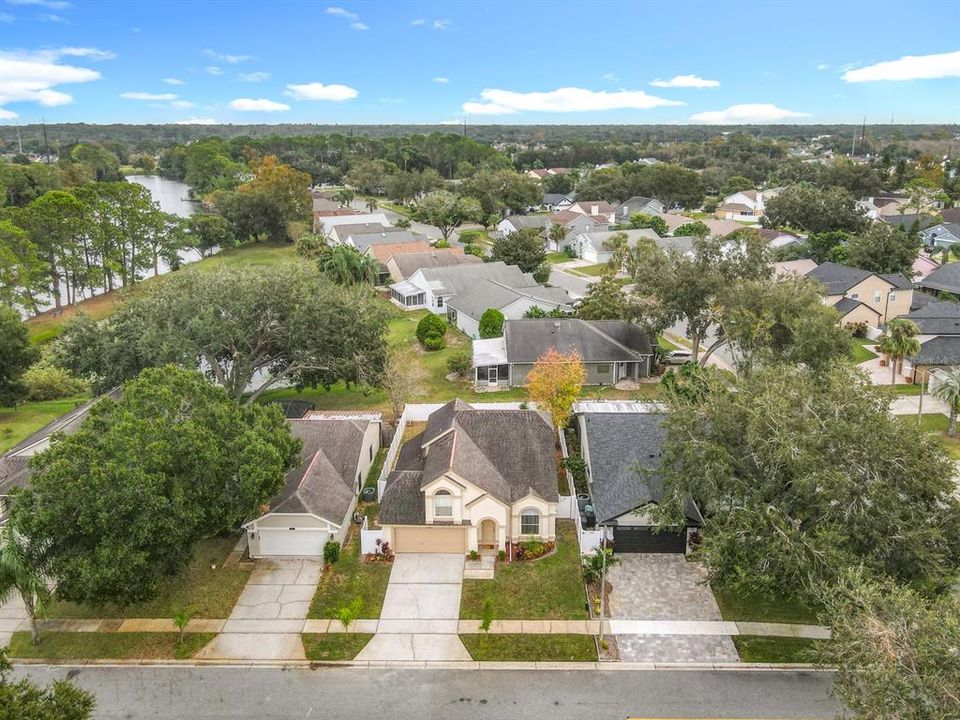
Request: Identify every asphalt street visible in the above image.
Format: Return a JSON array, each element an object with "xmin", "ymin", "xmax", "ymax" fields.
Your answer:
[{"xmin": 13, "ymin": 665, "xmax": 841, "ymax": 720}]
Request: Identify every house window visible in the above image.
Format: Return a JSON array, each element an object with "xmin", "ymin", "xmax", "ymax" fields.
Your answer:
[
  {"xmin": 850, "ymin": 293, "xmax": 859, "ymax": 300},
  {"xmin": 447, "ymin": 307, "xmax": 458, "ymax": 323},
  {"xmin": 597, "ymin": 363, "xmax": 610, "ymax": 374},
  {"xmin": 874, "ymin": 290, "xmax": 882, "ymax": 303},
  {"xmin": 476, "ymin": 366, "xmax": 488, "ymax": 382},
  {"xmin": 889, "ymin": 292, "xmax": 897, "ymax": 303},
  {"xmin": 436, "ymin": 295, "xmax": 444, "ymax": 308},
  {"xmin": 433, "ymin": 490, "xmax": 453, "ymax": 518},
  {"xmin": 520, "ymin": 510, "xmax": 540, "ymax": 536}
]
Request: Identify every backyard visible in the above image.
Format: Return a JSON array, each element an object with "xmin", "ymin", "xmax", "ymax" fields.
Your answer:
[
  {"xmin": 0, "ymin": 394, "xmax": 90, "ymax": 454},
  {"xmin": 460, "ymin": 521, "xmax": 588, "ymax": 620},
  {"xmin": 308, "ymin": 526, "xmax": 392, "ymax": 619}
]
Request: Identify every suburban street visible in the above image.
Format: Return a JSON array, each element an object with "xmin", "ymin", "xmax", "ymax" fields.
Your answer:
[{"xmin": 13, "ymin": 665, "xmax": 840, "ymax": 719}]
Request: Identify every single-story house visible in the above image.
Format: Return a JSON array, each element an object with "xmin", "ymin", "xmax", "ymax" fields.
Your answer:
[
  {"xmin": 318, "ymin": 213, "xmax": 391, "ymax": 238},
  {"xmin": 858, "ymin": 195, "xmax": 908, "ymax": 220},
  {"xmin": 577, "ymin": 408, "xmax": 702, "ymax": 553},
  {"xmin": 328, "ymin": 222, "xmax": 410, "ymax": 247},
  {"xmin": 379, "ymin": 399, "xmax": 558, "ymax": 554},
  {"xmin": 389, "ymin": 261, "xmax": 539, "ymax": 313},
  {"xmin": 540, "ymin": 193, "xmax": 569, "ymax": 212},
  {"xmin": 243, "ymin": 415, "xmax": 381, "ymax": 558},
  {"xmin": 312, "ymin": 207, "xmax": 357, "ymax": 231},
  {"xmin": 806, "ymin": 261, "xmax": 914, "ymax": 326},
  {"xmin": 446, "ymin": 279, "xmax": 572, "ymax": 338},
  {"xmin": 567, "ymin": 200, "xmax": 618, "ymax": 224},
  {"xmin": 905, "ymin": 336, "xmax": 960, "ymax": 382},
  {"xmin": 496, "ymin": 214, "xmax": 549, "ymax": 237},
  {"xmin": 881, "ymin": 213, "xmax": 938, "ymax": 232},
  {"xmin": 757, "ymin": 228, "xmax": 801, "ymax": 249},
  {"xmin": 365, "ymin": 241, "xmax": 435, "ymax": 283},
  {"xmin": 617, "ymin": 196, "xmax": 665, "ymax": 220},
  {"xmin": 472, "ymin": 318, "xmax": 654, "ymax": 389},
  {"xmin": 569, "ymin": 228, "xmax": 685, "ymax": 264},
  {"xmin": 771, "ymin": 258, "xmax": 818, "ymax": 278},
  {"xmin": 918, "ymin": 262, "xmax": 960, "ymax": 297},
  {"xmin": 921, "ymin": 223, "xmax": 960, "ymax": 249},
  {"xmin": 379, "ymin": 248, "xmax": 481, "ymax": 284},
  {"xmin": 545, "ymin": 211, "xmax": 610, "ymax": 250}
]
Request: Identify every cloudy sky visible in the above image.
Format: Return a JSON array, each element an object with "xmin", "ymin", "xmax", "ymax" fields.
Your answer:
[{"xmin": 1, "ymin": 0, "xmax": 958, "ymax": 125}]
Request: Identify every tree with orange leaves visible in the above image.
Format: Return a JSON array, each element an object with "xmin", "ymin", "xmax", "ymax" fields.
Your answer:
[{"xmin": 525, "ymin": 348, "xmax": 586, "ymax": 429}]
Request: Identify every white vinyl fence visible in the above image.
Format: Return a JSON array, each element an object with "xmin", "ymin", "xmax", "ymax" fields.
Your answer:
[{"xmin": 359, "ymin": 515, "xmax": 384, "ymax": 555}]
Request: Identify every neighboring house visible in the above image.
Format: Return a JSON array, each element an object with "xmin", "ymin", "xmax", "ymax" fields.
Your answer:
[
  {"xmin": 757, "ymin": 228, "xmax": 801, "ymax": 249},
  {"xmin": 896, "ymin": 298, "xmax": 960, "ymax": 341},
  {"xmin": 905, "ymin": 336, "xmax": 960, "ymax": 382},
  {"xmin": 312, "ymin": 207, "xmax": 357, "ymax": 231},
  {"xmin": 389, "ymin": 261, "xmax": 537, "ymax": 312},
  {"xmin": 366, "ymin": 241, "xmax": 435, "ymax": 283},
  {"xmin": 570, "ymin": 228, "xmax": 689, "ymax": 265},
  {"xmin": 654, "ymin": 213, "xmax": 744, "ymax": 238},
  {"xmin": 771, "ymin": 258, "xmax": 818, "ymax": 278},
  {"xmin": 806, "ymin": 261, "xmax": 914, "ymax": 326},
  {"xmin": 540, "ymin": 193, "xmax": 569, "ymax": 212},
  {"xmin": 343, "ymin": 230, "xmax": 424, "ymax": 253},
  {"xmin": 545, "ymin": 210, "xmax": 610, "ymax": 251},
  {"xmin": 496, "ymin": 214, "xmax": 549, "ymax": 236},
  {"xmin": 715, "ymin": 188, "xmax": 780, "ymax": 223},
  {"xmin": 379, "ymin": 400, "xmax": 558, "ymax": 554},
  {"xmin": 318, "ymin": 213, "xmax": 391, "ymax": 238},
  {"xmin": 940, "ymin": 207, "xmax": 960, "ymax": 224},
  {"xmin": 526, "ymin": 167, "xmax": 572, "ymax": 180},
  {"xmin": 446, "ymin": 279, "xmax": 573, "ymax": 339},
  {"xmin": 471, "ymin": 318, "xmax": 654, "ymax": 389},
  {"xmin": 567, "ymin": 200, "xmax": 618, "ymax": 224},
  {"xmin": 918, "ymin": 262, "xmax": 960, "ymax": 297},
  {"xmin": 576, "ymin": 407, "xmax": 703, "ymax": 553},
  {"xmin": 912, "ymin": 254, "xmax": 940, "ymax": 280},
  {"xmin": 921, "ymin": 222, "xmax": 960, "ymax": 249},
  {"xmin": 382, "ymin": 248, "xmax": 480, "ymax": 284},
  {"xmin": 882, "ymin": 213, "xmax": 938, "ymax": 232},
  {"xmin": 858, "ymin": 195, "xmax": 909, "ymax": 220},
  {"xmin": 328, "ymin": 222, "xmax": 402, "ymax": 245},
  {"xmin": 243, "ymin": 415, "xmax": 381, "ymax": 558},
  {"xmin": 618, "ymin": 196, "xmax": 664, "ymax": 220}
]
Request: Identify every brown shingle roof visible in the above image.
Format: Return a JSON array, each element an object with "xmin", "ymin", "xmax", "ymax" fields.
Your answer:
[{"xmin": 367, "ymin": 241, "xmax": 435, "ymax": 263}]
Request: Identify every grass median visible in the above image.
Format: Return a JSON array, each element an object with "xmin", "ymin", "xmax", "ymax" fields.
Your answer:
[{"xmin": 8, "ymin": 631, "xmax": 215, "ymax": 661}]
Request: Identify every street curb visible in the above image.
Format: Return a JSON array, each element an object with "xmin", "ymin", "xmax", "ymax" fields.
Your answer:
[{"xmin": 11, "ymin": 658, "xmax": 834, "ymax": 672}]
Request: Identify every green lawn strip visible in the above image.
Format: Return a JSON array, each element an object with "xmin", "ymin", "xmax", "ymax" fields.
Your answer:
[
  {"xmin": 460, "ymin": 521, "xmax": 587, "ymax": 620},
  {"xmin": 892, "ymin": 383, "xmax": 923, "ymax": 395},
  {"xmin": 657, "ymin": 335, "xmax": 679, "ymax": 351},
  {"xmin": 850, "ymin": 338, "xmax": 879, "ymax": 363},
  {"xmin": 916, "ymin": 413, "xmax": 960, "ymax": 459},
  {"xmin": 364, "ymin": 448, "xmax": 387, "ymax": 489},
  {"xmin": 8, "ymin": 631, "xmax": 215, "ymax": 660},
  {"xmin": 734, "ymin": 636, "xmax": 821, "ymax": 664},
  {"xmin": 302, "ymin": 633, "xmax": 374, "ymax": 661},
  {"xmin": 308, "ymin": 527, "xmax": 391, "ymax": 619},
  {"xmin": 0, "ymin": 395, "xmax": 91, "ymax": 454},
  {"xmin": 460, "ymin": 634, "xmax": 597, "ymax": 662},
  {"xmin": 713, "ymin": 587, "xmax": 823, "ymax": 625},
  {"xmin": 46, "ymin": 536, "xmax": 248, "ymax": 619},
  {"xmin": 572, "ymin": 264, "xmax": 614, "ymax": 277},
  {"xmin": 546, "ymin": 252, "xmax": 571, "ymax": 264}
]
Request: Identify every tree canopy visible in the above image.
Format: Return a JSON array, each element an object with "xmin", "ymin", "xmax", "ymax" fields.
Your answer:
[
  {"xmin": 0, "ymin": 305, "xmax": 36, "ymax": 406},
  {"xmin": 845, "ymin": 222, "xmax": 921, "ymax": 276},
  {"xmin": 0, "ymin": 649, "xmax": 95, "ymax": 720},
  {"xmin": 525, "ymin": 348, "xmax": 586, "ymax": 429},
  {"xmin": 761, "ymin": 183, "xmax": 867, "ymax": 234},
  {"xmin": 413, "ymin": 190, "xmax": 483, "ymax": 241},
  {"xmin": 489, "ymin": 227, "xmax": 549, "ymax": 278}
]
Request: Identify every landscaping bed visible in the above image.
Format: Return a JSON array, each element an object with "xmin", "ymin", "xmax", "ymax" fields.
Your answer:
[
  {"xmin": 713, "ymin": 587, "xmax": 823, "ymax": 625},
  {"xmin": 460, "ymin": 521, "xmax": 587, "ymax": 620},
  {"xmin": 46, "ymin": 536, "xmax": 249, "ymax": 619},
  {"xmin": 308, "ymin": 527, "xmax": 392, "ymax": 619},
  {"xmin": 8, "ymin": 632, "xmax": 215, "ymax": 660},
  {"xmin": 302, "ymin": 633, "xmax": 373, "ymax": 661},
  {"xmin": 734, "ymin": 636, "xmax": 821, "ymax": 664},
  {"xmin": 460, "ymin": 634, "xmax": 597, "ymax": 662}
]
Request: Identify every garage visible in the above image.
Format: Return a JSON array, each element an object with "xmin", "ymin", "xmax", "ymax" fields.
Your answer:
[
  {"xmin": 613, "ymin": 525, "xmax": 687, "ymax": 553},
  {"xmin": 392, "ymin": 526, "xmax": 467, "ymax": 554},
  {"xmin": 257, "ymin": 528, "xmax": 330, "ymax": 557}
]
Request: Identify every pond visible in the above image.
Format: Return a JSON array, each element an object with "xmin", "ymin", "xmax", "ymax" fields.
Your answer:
[{"xmin": 126, "ymin": 174, "xmax": 199, "ymax": 218}]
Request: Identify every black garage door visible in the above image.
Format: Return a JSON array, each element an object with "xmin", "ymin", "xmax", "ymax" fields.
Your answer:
[{"xmin": 613, "ymin": 526, "xmax": 687, "ymax": 553}]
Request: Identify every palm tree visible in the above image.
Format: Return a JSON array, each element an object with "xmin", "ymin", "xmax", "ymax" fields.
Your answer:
[
  {"xmin": 934, "ymin": 367, "xmax": 960, "ymax": 436},
  {"xmin": 365, "ymin": 197, "xmax": 378, "ymax": 213},
  {"xmin": 332, "ymin": 188, "xmax": 355, "ymax": 207},
  {"xmin": 0, "ymin": 524, "xmax": 51, "ymax": 644},
  {"xmin": 317, "ymin": 245, "xmax": 379, "ymax": 286},
  {"xmin": 884, "ymin": 319, "xmax": 921, "ymax": 384},
  {"xmin": 548, "ymin": 223, "xmax": 568, "ymax": 253}
]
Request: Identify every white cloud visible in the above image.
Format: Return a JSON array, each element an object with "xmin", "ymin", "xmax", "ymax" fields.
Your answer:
[
  {"xmin": 411, "ymin": 17, "xmax": 450, "ymax": 29},
  {"xmin": 650, "ymin": 74, "xmax": 719, "ymax": 88},
  {"xmin": 690, "ymin": 103, "xmax": 810, "ymax": 124},
  {"xmin": 121, "ymin": 91, "xmax": 177, "ymax": 101},
  {"xmin": 204, "ymin": 49, "xmax": 252, "ymax": 64},
  {"xmin": 170, "ymin": 99, "xmax": 195, "ymax": 108},
  {"xmin": 174, "ymin": 116, "xmax": 218, "ymax": 125},
  {"xmin": 461, "ymin": 86, "xmax": 684, "ymax": 115},
  {"xmin": 410, "ymin": 18, "xmax": 425, "ymax": 26},
  {"xmin": 38, "ymin": 13, "xmax": 67, "ymax": 22},
  {"xmin": 205, "ymin": 65, "xmax": 223, "ymax": 76},
  {"xmin": 432, "ymin": 19, "xmax": 450, "ymax": 30},
  {"xmin": 602, "ymin": 73, "xmax": 619, "ymax": 82},
  {"xmin": 284, "ymin": 82, "xmax": 358, "ymax": 101},
  {"xmin": 228, "ymin": 97, "xmax": 289, "ymax": 112},
  {"xmin": 0, "ymin": 108, "xmax": 18, "ymax": 119},
  {"xmin": 163, "ymin": 77, "xmax": 185, "ymax": 85},
  {"xmin": 6, "ymin": 0, "xmax": 70, "ymax": 7},
  {"xmin": 433, "ymin": 77, "xmax": 449, "ymax": 84},
  {"xmin": 350, "ymin": 21, "xmax": 368, "ymax": 30},
  {"xmin": 817, "ymin": 63, "xmax": 829, "ymax": 71},
  {"xmin": 0, "ymin": 47, "xmax": 107, "ymax": 113},
  {"xmin": 237, "ymin": 71, "xmax": 270, "ymax": 82},
  {"xmin": 326, "ymin": 6, "xmax": 358, "ymax": 20},
  {"xmin": 842, "ymin": 50, "xmax": 960, "ymax": 82}
]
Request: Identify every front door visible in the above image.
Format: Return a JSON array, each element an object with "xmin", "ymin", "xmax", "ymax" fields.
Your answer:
[
  {"xmin": 480, "ymin": 519, "xmax": 496, "ymax": 548},
  {"xmin": 488, "ymin": 366, "xmax": 498, "ymax": 386}
]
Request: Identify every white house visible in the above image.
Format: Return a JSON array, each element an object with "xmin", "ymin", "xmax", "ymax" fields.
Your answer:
[
  {"xmin": 567, "ymin": 200, "xmax": 618, "ymax": 224},
  {"xmin": 318, "ymin": 213, "xmax": 391, "ymax": 239},
  {"xmin": 570, "ymin": 228, "xmax": 664, "ymax": 264},
  {"xmin": 545, "ymin": 211, "xmax": 610, "ymax": 251},
  {"xmin": 715, "ymin": 189, "xmax": 780, "ymax": 223},
  {"xmin": 445, "ymin": 279, "xmax": 572, "ymax": 338},
  {"xmin": 389, "ymin": 261, "xmax": 545, "ymax": 314}
]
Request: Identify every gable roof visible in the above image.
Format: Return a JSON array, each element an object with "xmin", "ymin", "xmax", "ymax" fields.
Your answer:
[
  {"xmin": 806, "ymin": 262, "xmax": 880, "ymax": 294},
  {"xmin": 901, "ymin": 298, "xmax": 960, "ymax": 334},
  {"xmin": 350, "ymin": 231, "xmax": 422, "ymax": 253},
  {"xmin": 549, "ymin": 210, "xmax": 605, "ymax": 227},
  {"xmin": 571, "ymin": 200, "xmax": 617, "ymax": 214},
  {"xmin": 367, "ymin": 241, "xmax": 435, "ymax": 263},
  {"xmin": 833, "ymin": 296, "xmax": 881, "ymax": 318},
  {"xmin": 503, "ymin": 215, "xmax": 549, "ymax": 231},
  {"xmin": 919, "ymin": 262, "xmax": 960, "ymax": 295},
  {"xmin": 446, "ymin": 279, "xmax": 572, "ymax": 319},
  {"xmin": 413, "ymin": 261, "xmax": 532, "ymax": 297},
  {"xmin": 390, "ymin": 250, "xmax": 480, "ymax": 279},
  {"xmin": 619, "ymin": 196, "xmax": 660, "ymax": 211},
  {"xmin": 913, "ymin": 335, "xmax": 960, "ymax": 366},
  {"xmin": 881, "ymin": 213, "xmax": 938, "ymax": 230},
  {"xmin": 575, "ymin": 228, "xmax": 682, "ymax": 255},
  {"xmin": 503, "ymin": 319, "xmax": 653, "ymax": 364},
  {"xmin": 880, "ymin": 273, "xmax": 914, "ymax": 290}
]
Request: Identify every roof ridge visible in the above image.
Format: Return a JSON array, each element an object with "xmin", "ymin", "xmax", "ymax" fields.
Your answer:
[{"xmin": 579, "ymin": 320, "xmax": 644, "ymax": 359}]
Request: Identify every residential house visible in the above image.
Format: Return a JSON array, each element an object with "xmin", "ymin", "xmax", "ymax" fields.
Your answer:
[
  {"xmin": 806, "ymin": 261, "xmax": 914, "ymax": 327},
  {"xmin": 471, "ymin": 318, "xmax": 654, "ymax": 389},
  {"xmin": 379, "ymin": 400, "xmax": 558, "ymax": 554},
  {"xmin": 243, "ymin": 415, "xmax": 381, "ymax": 557},
  {"xmin": 570, "ymin": 228, "xmax": 691, "ymax": 265},
  {"xmin": 757, "ymin": 228, "xmax": 802, "ymax": 249},
  {"xmin": 567, "ymin": 200, "xmax": 618, "ymax": 224},
  {"xmin": 921, "ymin": 222, "xmax": 960, "ymax": 249},
  {"xmin": 365, "ymin": 241, "xmax": 435, "ymax": 282},
  {"xmin": 576, "ymin": 406, "xmax": 702, "ymax": 553},
  {"xmin": 771, "ymin": 258, "xmax": 818, "ymax": 278},
  {"xmin": 318, "ymin": 213, "xmax": 391, "ymax": 239},
  {"xmin": 389, "ymin": 261, "xmax": 539, "ymax": 313},
  {"xmin": 882, "ymin": 213, "xmax": 938, "ymax": 232},
  {"xmin": 540, "ymin": 193, "xmax": 569, "ymax": 212},
  {"xmin": 617, "ymin": 196, "xmax": 665, "ymax": 220},
  {"xmin": 446, "ymin": 279, "xmax": 572, "ymax": 339},
  {"xmin": 526, "ymin": 167, "xmax": 572, "ymax": 180},
  {"xmin": 376, "ymin": 247, "xmax": 480, "ymax": 284},
  {"xmin": 312, "ymin": 207, "xmax": 357, "ymax": 231},
  {"xmin": 940, "ymin": 207, "xmax": 960, "ymax": 224},
  {"xmin": 900, "ymin": 302, "xmax": 960, "ymax": 381},
  {"xmin": 858, "ymin": 195, "xmax": 909, "ymax": 220},
  {"xmin": 918, "ymin": 261, "xmax": 960, "ymax": 297},
  {"xmin": 496, "ymin": 214, "xmax": 549, "ymax": 237},
  {"xmin": 714, "ymin": 188, "xmax": 780, "ymax": 223},
  {"xmin": 545, "ymin": 210, "xmax": 610, "ymax": 251},
  {"xmin": 912, "ymin": 254, "xmax": 940, "ymax": 280},
  {"xmin": 654, "ymin": 213, "xmax": 744, "ymax": 238}
]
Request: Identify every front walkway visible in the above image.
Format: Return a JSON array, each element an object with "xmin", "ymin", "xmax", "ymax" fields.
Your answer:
[
  {"xmin": 0, "ymin": 594, "xmax": 28, "ymax": 647},
  {"xmin": 889, "ymin": 394, "xmax": 949, "ymax": 415},
  {"xmin": 356, "ymin": 553, "xmax": 471, "ymax": 662},
  {"xmin": 195, "ymin": 558, "xmax": 322, "ymax": 661}
]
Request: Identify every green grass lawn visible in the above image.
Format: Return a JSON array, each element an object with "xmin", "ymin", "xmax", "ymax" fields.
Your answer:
[
  {"xmin": 713, "ymin": 587, "xmax": 823, "ymax": 625},
  {"xmin": 734, "ymin": 636, "xmax": 821, "ymax": 664},
  {"xmin": 309, "ymin": 527, "xmax": 392, "ymax": 619},
  {"xmin": 850, "ymin": 338, "xmax": 878, "ymax": 363},
  {"xmin": 302, "ymin": 633, "xmax": 373, "ymax": 661},
  {"xmin": 460, "ymin": 634, "xmax": 597, "ymax": 661},
  {"xmin": 46, "ymin": 536, "xmax": 249, "ymax": 619},
  {"xmin": 0, "ymin": 395, "xmax": 91, "ymax": 454},
  {"xmin": 657, "ymin": 335, "xmax": 679, "ymax": 351},
  {"xmin": 892, "ymin": 383, "xmax": 924, "ymax": 395},
  {"xmin": 916, "ymin": 413, "xmax": 960, "ymax": 459},
  {"xmin": 460, "ymin": 521, "xmax": 587, "ymax": 620},
  {"xmin": 546, "ymin": 251, "xmax": 572, "ymax": 264},
  {"xmin": 8, "ymin": 631, "xmax": 215, "ymax": 660},
  {"xmin": 364, "ymin": 448, "xmax": 387, "ymax": 489},
  {"xmin": 574, "ymin": 263, "xmax": 616, "ymax": 277}
]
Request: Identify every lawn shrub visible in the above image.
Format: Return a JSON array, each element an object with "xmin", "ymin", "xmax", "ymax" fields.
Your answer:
[
  {"xmin": 416, "ymin": 314, "xmax": 447, "ymax": 344},
  {"xmin": 323, "ymin": 540, "xmax": 340, "ymax": 564}
]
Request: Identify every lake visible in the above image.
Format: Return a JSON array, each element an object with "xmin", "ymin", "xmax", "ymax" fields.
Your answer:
[{"xmin": 126, "ymin": 174, "xmax": 199, "ymax": 218}]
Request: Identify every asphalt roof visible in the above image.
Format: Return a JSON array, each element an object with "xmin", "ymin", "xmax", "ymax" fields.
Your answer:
[
  {"xmin": 806, "ymin": 262, "xmax": 874, "ymax": 294},
  {"xmin": 913, "ymin": 335, "xmax": 960, "ymax": 366},
  {"xmin": 833, "ymin": 297, "xmax": 880, "ymax": 317},
  {"xmin": 416, "ymin": 261, "xmax": 533, "ymax": 296},
  {"xmin": 446, "ymin": 279, "xmax": 572, "ymax": 319},
  {"xmin": 580, "ymin": 412, "xmax": 702, "ymax": 526},
  {"xmin": 503, "ymin": 319, "xmax": 653, "ymax": 364},
  {"xmin": 575, "ymin": 228, "xmax": 662, "ymax": 254},
  {"xmin": 350, "ymin": 231, "xmax": 422, "ymax": 252},
  {"xmin": 503, "ymin": 215, "xmax": 549, "ymax": 231},
  {"xmin": 391, "ymin": 250, "xmax": 481, "ymax": 279},
  {"xmin": 919, "ymin": 262, "xmax": 960, "ymax": 294},
  {"xmin": 902, "ymin": 298, "xmax": 960, "ymax": 334},
  {"xmin": 881, "ymin": 213, "xmax": 938, "ymax": 230}
]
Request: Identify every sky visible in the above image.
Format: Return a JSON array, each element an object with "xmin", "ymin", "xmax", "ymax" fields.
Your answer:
[{"xmin": 1, "ymin": 0, "xmax": 959, "ymax": 126}]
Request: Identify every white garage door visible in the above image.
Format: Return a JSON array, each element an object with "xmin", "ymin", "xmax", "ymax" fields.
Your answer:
[{"xmin": 258, "ymin": 528, "xmax": 329, "ymax": 557}]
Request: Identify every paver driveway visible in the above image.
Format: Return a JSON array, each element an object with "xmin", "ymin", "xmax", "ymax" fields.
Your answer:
[
  {"xmin": 357, "ymin": 553, "xmax": 470, "ymax": 661},
  {"xmin": 607, "ymin": 554, "xmax": 738, "ymax": 663}
]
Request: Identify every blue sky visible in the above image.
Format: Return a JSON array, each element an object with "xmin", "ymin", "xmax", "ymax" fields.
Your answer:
[{"xmin": 1, "ymin": 0, "xmax": 959, "ymax": 126}]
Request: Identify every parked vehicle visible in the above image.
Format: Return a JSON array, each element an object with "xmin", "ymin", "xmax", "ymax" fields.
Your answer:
[{"xmin": 665, "ymin": 349, "xmax": 693, "ymax": 364}]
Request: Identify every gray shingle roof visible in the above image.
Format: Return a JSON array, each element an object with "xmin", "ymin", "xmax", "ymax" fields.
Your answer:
[
  {"xmin": 806, "ymin": 262, "xmax": 874, "ymax": 294},
  {"xmin": 379, "ymin": 470, "xmax": 426, "ymax": 525},
  {"xmin": 902, "ymin": 298, "xmax": 960, "ymax": 334},
  {"xmin": 446, "ymin": 279, "xmax": 572, "ymax": 319},
  {"xmin": 919, "ymin": 262, "xmax": 960, "ymax": 295},
  {"xmin": 581, "ymin": 412, "xmax": 701, "ymax": 525},
  {"xmin": 913, "ymin": 336, "xmax": 960, "ymax": 366},
  {"xmin": 880, "ymin": 273, "xmax": 914, "ymax": 290},
  {"xmin": 391, "ymin": 251, "xmax": 481, "ymax": 279},
  {"xmin": 504, "ymin": 215, "xmax": 549, "ymax": 231},
  {"xmin": 881, "ymin": 213, "xmax": 938, "ymax": 230},
  {"xmin": 351, "ymin": 231, "xmax": 422, "ymax": 252},
  {"xmin": 503, "ymin": 319, "xmax": 653, "ymax": 364},
  {"xmin": 416, "ymin": 261, "xmax": 532, "ymax": 296},
  {"xmin": 833, "ymin": 297, "xmax": 880, "ymax": 317}
]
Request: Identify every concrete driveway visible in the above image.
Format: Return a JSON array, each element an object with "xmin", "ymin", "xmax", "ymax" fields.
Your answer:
[{"xmin": 357, "ymin": 553, "xmax": 470, "ymax": 661}]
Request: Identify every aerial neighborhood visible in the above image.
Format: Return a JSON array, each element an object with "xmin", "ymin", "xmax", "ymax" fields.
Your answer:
[{"xmin": 1, "ymin": 116, "xmax": 959, "ymax": 720}]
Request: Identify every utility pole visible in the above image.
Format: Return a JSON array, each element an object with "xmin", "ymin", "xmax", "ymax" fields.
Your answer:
[{"xmin": 41, "ymin": 118, "xmax": 51, "ymax": 164}]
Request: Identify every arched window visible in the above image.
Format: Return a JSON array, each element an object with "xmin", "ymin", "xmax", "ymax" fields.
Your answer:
[
  {"xmin": 520, "ymin": 509, "xmax": 540, "ymax": 536},
  {"xmin": 433, "ymin": 490, "xmax": 453, "ymax": 518}
]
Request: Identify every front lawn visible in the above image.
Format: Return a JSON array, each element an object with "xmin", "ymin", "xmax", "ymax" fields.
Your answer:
[
  {"xmin": 916, "ymin": 413, "xmax": 960, "ymax": 459},
  {"xmin": 460, "ymin": 634, "xmax": 597, "ymax": 661},
  {"xmin": 8, "ymin": 631, "xmax": 215, "ymax": 660},
  {"xmin": 575, "ymin": 263, "xmax": 616, "ymax": 277},
  {"xmin": 546, "ymin": 252, "xmax": 572, "ymax": 264},
  {"xmin": 302, "ymin": 633, "xmax": 373, "ymax": 661},
  {"xmin": 850, "ymin": 338, "xmax": 878, "ymax": 363},
  {"xmin": 892, "ymin": 383, "xmax": 923, "ymax": 395},
  {"xmin": 713, "ymin": 587, "xmax": 823, "ymax": 625},
  {"xmin": 46, "ymin": 536, "xmax": 248, "ymax": 619},
  {"xmin": 657, "ymin": 335, "xmax": 679, "ymax": 351},
  {"xmin": 0, "ymin": 395, "xmax": 91, "ymax": 454},
  {"xmin": 460, "ymin": 521, "xmax": 587, "ymax": 620},
  {"xmin": 308, "ymin": 526, "xmax": 392, "ymax": 619},
  {"xmin": 734, "ymin": 636, "xmax": 821, "ymax": 664}
]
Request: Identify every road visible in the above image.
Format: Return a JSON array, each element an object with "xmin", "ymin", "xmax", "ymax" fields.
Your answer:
[
  {"xmin": 13, "ymin": 665, "xmax": 840, "ymax": 720},
  {"xmin": 549, "ymin": 267, "xmax": 594, "ymax": 299}
]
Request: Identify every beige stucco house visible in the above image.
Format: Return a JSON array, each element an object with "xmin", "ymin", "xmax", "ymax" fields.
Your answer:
[
  {"xmin": 379, "ymin": 400, "xmax": 559, "ymax": 554},
  {"xmin": 806, "ymin": 262, "xmax": 914, "ymax": 327}
]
